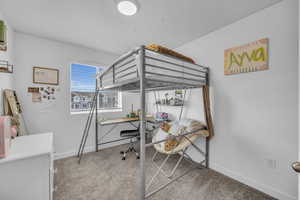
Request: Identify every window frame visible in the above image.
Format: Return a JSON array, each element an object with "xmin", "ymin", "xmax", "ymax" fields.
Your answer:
[{"xmin": 70, "ymin": 63, "xmax": 122, "ymax": 114}]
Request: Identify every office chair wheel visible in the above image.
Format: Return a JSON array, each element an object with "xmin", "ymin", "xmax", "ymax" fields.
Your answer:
[
  {"xmin": 136, "ymin": 156, "xmax": 140, "ymax": 159},
  {"xmin": 122, "ymin": 157, "xmax": 126, "ymax": 160},
  {"xmin": 120, "ymin": 151, "xmax": 124, "ymax": 154}
]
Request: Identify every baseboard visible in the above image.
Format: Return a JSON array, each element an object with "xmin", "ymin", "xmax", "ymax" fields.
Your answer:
[
  {"xmin": 210, "ymin": 162, "xmax": 297, "ymax": 200},
  {"xmin": 54, "ymin": 146, "xmax": 95, "ymax": 160},
  {"xmin": 54, "ymin": 139, "xmax": 132, "ymax": 160}
]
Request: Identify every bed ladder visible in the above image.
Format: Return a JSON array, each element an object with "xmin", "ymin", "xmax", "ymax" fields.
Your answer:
[{"xmin": 77, "ymin": 90, "xmax": 99, "ymax": 163}]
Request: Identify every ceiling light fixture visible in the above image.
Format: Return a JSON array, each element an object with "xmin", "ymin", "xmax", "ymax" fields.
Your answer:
[{"xmin": 117, "ymin": 0, "xmax": 139, "ymax": 16}]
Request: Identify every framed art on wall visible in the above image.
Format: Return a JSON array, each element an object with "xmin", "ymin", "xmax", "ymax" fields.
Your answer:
[
  {"xmin": 224, "ymin": 38, "xmax": 269, "ymax": 75},
  {"xmin": 0, "ymin": 20, "xmax": 7, "ymax": 51},
  {"xmin": 33, "ymin": 66, "xmax": 59, "ymax": 85}
]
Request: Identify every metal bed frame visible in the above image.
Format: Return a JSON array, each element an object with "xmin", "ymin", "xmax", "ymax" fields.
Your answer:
[{"xmin": 77, "ymin": 46, "xmax": 211, "ymax": 200}]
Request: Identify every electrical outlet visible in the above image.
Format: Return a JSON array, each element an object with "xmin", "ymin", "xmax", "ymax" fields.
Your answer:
[{"xmin": 265, "ymin": 158, "xmax": 277, "ymax": 169}]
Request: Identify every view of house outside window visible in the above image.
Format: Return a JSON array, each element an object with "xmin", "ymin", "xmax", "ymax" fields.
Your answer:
[{"xmin": 70, "ymin": 63, "xmax": 121, "ymax": 113}]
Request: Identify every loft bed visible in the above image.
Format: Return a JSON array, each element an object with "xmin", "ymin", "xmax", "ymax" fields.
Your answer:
[
  {"xmin": 78, "ymin": 45, "xmax": 213, "ymax": 200},
  {"xmin": 97, "ymin": 46, "xmax": 208, "ymax": 92}
]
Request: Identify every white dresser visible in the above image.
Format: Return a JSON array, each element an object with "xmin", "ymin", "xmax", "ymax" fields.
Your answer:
[{"xmin": 0, "ymin": 133, "xmax": 54, "ymax": 200}]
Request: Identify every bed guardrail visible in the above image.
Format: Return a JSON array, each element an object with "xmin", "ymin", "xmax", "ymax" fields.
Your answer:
[{"xmin": 98, "ymin": 46, "xmax": 209, "ymax": 91}]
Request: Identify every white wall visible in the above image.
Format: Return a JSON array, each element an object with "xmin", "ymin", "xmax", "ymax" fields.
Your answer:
[
  {"xmin": 298, "ymin": 0, "xmax": 300, "ymax": 197},
  {"xmin": 149, "ymin": 1, "xmax": 298, "ymax": 199},
  {"xmin": 0, "ymin": 12, "xmax": 15, "ymax": 115},
  {"xmin": 14, "ymin": 32, "xmax": 140, "ymax": 157}
]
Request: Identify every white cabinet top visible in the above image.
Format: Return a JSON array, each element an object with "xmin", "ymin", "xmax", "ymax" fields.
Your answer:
[{"xmin": 0, "ymin": 132, "xmax": 53, "ymax": 164}]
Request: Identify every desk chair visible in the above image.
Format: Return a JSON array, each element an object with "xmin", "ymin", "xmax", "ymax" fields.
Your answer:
[{"xmin": 120, "ymin": 127, "xmax": 140, "ymax": 160}]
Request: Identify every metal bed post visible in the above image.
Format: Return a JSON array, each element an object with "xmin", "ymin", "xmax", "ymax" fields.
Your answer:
[
  {"xmin": 95, "ymin": 79, "xmax": 99, "ymax": 152},
  {"xmin": 205, "ymin": 137, "xmax": 209, "ymax": 168},
  {"xmin": 204, "ymin": 68, "xmax": 211, "ymax": 168},
  {"xmin": 138, "ymin": 45, "xmax": 146, "ymax": 200}
]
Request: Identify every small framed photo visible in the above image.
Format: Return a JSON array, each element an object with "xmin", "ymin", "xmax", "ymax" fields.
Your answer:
[
  {"xmin": 33, "ymin": 66, "xmax": 59, "ymax": 85},
  {"xmin": 27, "ymin": 87, "xmax": 40, "ymax": 93}
]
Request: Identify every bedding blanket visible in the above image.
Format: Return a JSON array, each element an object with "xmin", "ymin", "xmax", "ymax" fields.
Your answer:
[{"xmin": 146, "ymin": 44, "xmax": 196, "ymax": 64}]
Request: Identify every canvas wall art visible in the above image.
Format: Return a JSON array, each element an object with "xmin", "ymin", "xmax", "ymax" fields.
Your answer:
[
  {"xmin": 0, "ymin": 20, "xmax": 7, "ymax": 51},
  {"xmin": 224, "ymin": 38, "xmax": 269, "ymax": 75},
  {"xmin": 33, "ymin": 66, "xmax": 59, "ymax": 85}
]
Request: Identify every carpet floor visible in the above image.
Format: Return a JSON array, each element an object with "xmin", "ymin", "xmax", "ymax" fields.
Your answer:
[{"xmin": 54, "ymin": 144, "xmax": 276, "ymax": 200}]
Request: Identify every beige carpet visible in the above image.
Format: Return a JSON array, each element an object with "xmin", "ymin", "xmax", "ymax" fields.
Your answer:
[{"xmin": 54, "ymin": 144, "xmax": 276, "ymax": 200}]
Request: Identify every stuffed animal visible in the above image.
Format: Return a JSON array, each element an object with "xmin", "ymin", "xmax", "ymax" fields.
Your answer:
[
  {"xmin": 160, "ymin": 122, "xmax": 171, "ymax": 132},
  {"xmin": 164, "ymin": 136, "xmax": 179, "ymax": 152}
]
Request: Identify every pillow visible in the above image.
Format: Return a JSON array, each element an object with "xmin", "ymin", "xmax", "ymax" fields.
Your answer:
[
  {"xmin": 160, "ymin": 122, "xmax": 171, "ymax": 132},
  {"xmin": 168, "ymin": 121, "xmax": 180, "ymax": 135}
]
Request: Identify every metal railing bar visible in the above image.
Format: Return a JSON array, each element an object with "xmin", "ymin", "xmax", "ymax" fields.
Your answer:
[
  {"xmin": 98, "ymin": 77, "xmax": 205, "ymax": 92},
  {"xmin": 115, "ymin": 64, "xmax": 137, "ymax": 75},
  {"xmin": 118, "ymin": 79, "xmax": 204, "ymax": 93},
  {"xmin": 116, "ymin": 70, "xmax": 138, "ymax": 80},
  {"xmin": 115, "ymin": 58, "xmax": 135, "ymax": 70},
  {"xmin": 98, "ymin": 77, "xmax": 140, "ymax": 90},
  {"xmin": 146, "ymin": 78, "xmax": 205, "ymax": 87},
  {"xmin": 98, "ymin": 137, "xmax": 134, "ymax": 146},
  {"xmin": 98, "ymin": 48, "xmax": 139, "ymax": 78},
  {"xmin": 145, "ymin": 48, "xmax": 209, "ymax": 70},
  {"xmin": 112, "ymin": 65, "xmax": 115, "ymax": 84},
  {"xmin": 145, "ymin": 55, "xmax": 207, "ymax": 74},
  {"xmin": 146, "ymin": 72, "xmax": 205, "ymax": 83},
  {"xmin": 145, "ymin": 63, "xmax": 206, "ymax": 79}
]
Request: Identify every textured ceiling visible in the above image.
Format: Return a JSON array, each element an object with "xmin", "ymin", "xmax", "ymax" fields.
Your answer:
[{"xmin": 0, "ymin": 0, "xmax": 281, "ymax": 54}]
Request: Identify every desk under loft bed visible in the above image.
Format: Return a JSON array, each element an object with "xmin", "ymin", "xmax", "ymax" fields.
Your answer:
[{"xmin": 77, "ymin": 45, "xmax": 213, "ymax": 200}]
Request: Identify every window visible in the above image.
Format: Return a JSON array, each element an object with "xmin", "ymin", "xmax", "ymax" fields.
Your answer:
[{"xmin": 70, "ymin": 63, "xmax": 121, "ymax": 113}]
